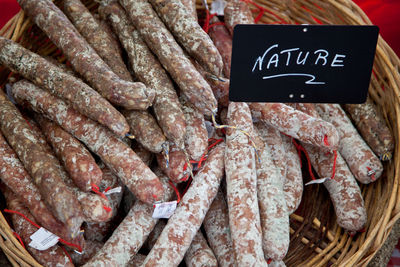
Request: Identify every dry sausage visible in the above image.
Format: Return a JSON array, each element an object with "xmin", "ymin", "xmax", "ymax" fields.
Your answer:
[
  {"xmin": 0, "ymin": 89, "xmax": 83, "ymax": 237},
  {"xmin": 224, "ymin": 102, "xmax": 267, "ymax": 266},
  {"xmin": 344, "ymin": 97, "xmax": 394, "ymax": 161},
  {"xmin": 0, "ymin": 132, "xmax": 72, "ymax": 242},
  {"xmin": 184, "ymin": 231, "xmax": 218, "ymax": 267},
  {"xmin": 142, "ymin": 143, "xmax": 225, "ymax": 266},
  {"xmin": 149, "ymin": 0, "xmax": 223, "ymax": 76},
  {"xmin": 250, "ymin": 102, "xmax": 339, "ymax": 149},
  {"xmin": 3, "ymin": 188, "xmax": 74, "ymax": 267},
  {"xmin": 0, "ymin": 37, "xmax": 129, "ymax": 136},
  {"xmin": 17, "ymin": 0, "xmax": 154, "ymax": 110},
  {"xmin": 123, "ymin": 110, "xmax": 166, "ymax": 153},
  {"xmin": 34, "ymin": 115, "xmax": 102, "ymax": 192},
  {"xmin": 224, "ymin": 0, "xmax": 254, "ymax": 35},
  {"xmin": 63, "ymin": 0, "xmax": 133, "ymax": 82},
  {"xmin": 82, "ymin": 169, "xmax": 175, "ymax": 267},
  {"xmin": 280, "ymin": 134, "xmax": 303, "ymax": 214},
  {"xmin": 99, "ymin": 1, "xmax": 187, "ymax": 146},
  {"xmin": 315, "ymin": 103, "xmax": 383, "ymax": 184},
  {"xmin": 119, "ymin": 0, "xmax": 218, "ymax": 116},
  {"xmin": 156, "ymin": 142, "xmax": 191, "ymax": 183},
  {"xmin": 208, "ymin": 17, "xmax": 233, "ymax": 78},
  {"xmin": 181, "ymin": 98, "xmax": 208, "ymax": 161},
  {"xmin": 203, "ymin": 190, "xmax": 236, "ymax": 267},
  {"xmin": 11, "ymin": 79, "xmax": 165, "ymax": 205},
  {"xmin": 253, "ymin": 126, "xmax": 289, "ymax": 261}
]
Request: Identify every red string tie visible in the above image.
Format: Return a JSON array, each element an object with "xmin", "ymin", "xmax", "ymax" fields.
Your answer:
[
  {"xmin": 3, "ymin": 209, "xmax": 83, "ymax": 252},
  {"xmin": 13, "ymin": 232, "xmax": 25, "ymax": 249}
]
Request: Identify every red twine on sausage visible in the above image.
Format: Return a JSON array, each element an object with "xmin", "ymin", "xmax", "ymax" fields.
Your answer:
[
  {"xmin": 60, "ymin": 245, "xmax": 73, "ymax": 264},
  {"xmin": 91, "ymin": 184, "xmax": 112, "ymax": 212},
  {"xmin": 4, "ymin": 209, "xmax": 41, "ymax": 228},
  {"xmin": 13, "ymin": 232, "xmax": 25, "ymax": 249},
  {"xmin": 323, "ymin": 135, "xmax": 337, "ymax": 180},
  {"xmin": 202, "ymin": 9, "xmax": 219, "ymax": 33},
  {"xmin": 91, "ymin": 184, "xmax": 107, "ymax": 200},
  {"xmin": 168, "ymin": 180, "xmax": 181, "ymax": 204},
  {"xmin": 181, "ymin": 138, "xmax": 224, "ymax": 181},
  {"xmin": 177, "ymin": 138, "xmax": 224, "ymax": 198},
  {"xmin": 3, "ymin": 209, "xmax": 83, "ymax": 252},
  {"xmin": 291, "ymin": 138, "xmax": 317, "ymax": 181}
]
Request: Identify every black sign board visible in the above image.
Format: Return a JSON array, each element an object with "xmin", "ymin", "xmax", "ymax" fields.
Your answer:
[{"xmin": 229, "ymin": 25, "xmax": 379, "ymax": 103}]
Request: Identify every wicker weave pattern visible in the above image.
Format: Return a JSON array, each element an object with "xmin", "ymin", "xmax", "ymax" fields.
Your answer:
[{"xmin": 0, "ymin": 0, "xmax": 399, "ymax": 266}]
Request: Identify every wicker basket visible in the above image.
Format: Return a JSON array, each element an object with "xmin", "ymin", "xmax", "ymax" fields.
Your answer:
[{"xmin": 1, "ymin": 0, "xmax": 400, "ymax": 266}]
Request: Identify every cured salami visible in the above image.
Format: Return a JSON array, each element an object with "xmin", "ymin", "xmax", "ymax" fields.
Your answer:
[
  {"xmin": 142, "ymin": 143, "xmax": 225, "ymax": 266},
  {"xmin": 11, "ymin": 79, "xmax": 165, "ymax": 205},
  {"xmin": 99, "ymin": 1, "xmax": 186, "ymax": 146},
  {"xmin": 253, "ymin": 126, "xmax": 289, "ymax": 261},
  {"xmin": 224, "ymin": 102, "xmax": 267, "ymax": 266},
  {"xmin": 254, "ymin": 122, "xmax": 287, "ymax": 182},
  {"xmin": 0, "ymin": 89, "xmax": 83, "ymax": 237},
  {"xmin": 63, "ymin": 0, "xmax": 132, "ymax": 82},
  {"xmin": 280, "ymin": 134, "xmax": 303, "ymax": 214},
  {"xmin": 3, "ymin": 188, "xmax": 74, "ymax": 267},
  {"xmin": 180, "ymin": 0, "xmax": 197, "ymax": 20},
  {"xmin": 17, "ymin": 0, "xmax": 154, "ymax": 110},
  {"xmin": 208, "ymin": 17, "xmax": 233, "ymax": 78},
  {"xmin": 145, "ymin": 220, "xmax": 167, "ymax": 250},
  {"xmin": 119, "ymin": 0, "xmax": 218, "ymax": 116},
  {"xmin": 193, "ymin": 60, "xmax": 230, "ymax": 108},
  {"xmin": 250, "ymin": 102, "xmax": 339, "ymax": 149},
  {"xmin": 34, "ymin": 115, "xmax": 102, "ymax": 192},
  {"xmin": 203, "ymin": 190, "xmax": 236, "ymax": 267},
  {"xmin": 184, "ymin": 231, "xmax": 218, "ymax": 267},
  {"xmin": 82, "ymin": 170, "xmax": 174, "ymax": 267},
  {"xmin": 181, "ymin": 98, "xmax": 208, "ymax": 161},
  {"xmin": 123, "ymin": 110, "xmax": 166, "ymax": 154},
  {"xmin": 293, "ymin": 103, "xmax": 367, "ymax": 231},
  {"xmin": 149, "ymin": 0, "xmax": 223, "ymax": 76},
  {"xmin": 315, "ymin": 104, "xmax": 383, "ymax": 184},
  {"xmin": 344, "ymin": 97, "xmax": 394, "ymax": 161},
  {"xmin": 0, "ymin": 37, "xmax": 129, "ymax": 136},
  {"xmin": 303, "ymin": 144, "xmax": 367, "ymax": 232},
  {"xmin": 156, "ymin": 142, "xmax": 190, "ymax": 183},
  {"xmin": 128, "ymin": 254, "xmax": 147, "ymax": 267},
  {"xmin": 0, "ymin": 132, "xmax": 71, "ymax": 241},
  {"xmin": 224, "ymin": 0, "xmax": 254, "ymax": 35}
]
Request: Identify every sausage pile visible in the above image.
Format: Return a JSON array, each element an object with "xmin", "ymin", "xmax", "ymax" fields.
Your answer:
[{"xmin": 0, "ymin": 0, "xmax": 394, "ymax": 266}]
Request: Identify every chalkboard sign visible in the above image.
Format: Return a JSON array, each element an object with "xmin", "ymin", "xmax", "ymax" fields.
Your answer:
[{"xmin": 229, "ymin": 25, "xmax": 379, "ymax": 103}]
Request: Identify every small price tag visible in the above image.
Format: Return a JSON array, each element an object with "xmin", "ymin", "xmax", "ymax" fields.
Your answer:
[
  {"xmin": 305, "ymin": 177, "xmax": 330, "ymax": 186},
  {"xmin": 210, "ymin": 0, "xmax": 226, "ymax": 16},
  {"xmin": 29, "ymin": 228, "xmax": 59, "ymax": 251},
  {"xmin": 152, "ymin": 201, "xmax": 177, "ymax": 219},
  {"xmin": 104, "ymin": 186, "xmax": 122, "ymax": 195}
]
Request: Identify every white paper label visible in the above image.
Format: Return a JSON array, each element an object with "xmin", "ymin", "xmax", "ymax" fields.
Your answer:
[
  {"xmin": 104, "ymin": 186, "xmax": 122, "ymax": 195},
  {"xmin": 211, "ymin": 0, "xmax": 226, "ymax": 16},
  {"xmin": 305, "ymin": 177, "xmax": 330, "ymax": 186},
  {"xmin": 152, "ymin": 201, "xmax": 177, "ymax": 219},
  {"xmin": 29, "ymin": 228, "xmax": 59, "ymax": 251}
]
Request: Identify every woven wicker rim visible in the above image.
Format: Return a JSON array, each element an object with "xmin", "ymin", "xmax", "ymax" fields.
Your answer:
[{"xmin": 1, "ymin": 0, "xmax": 400, "ymax": 266}]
